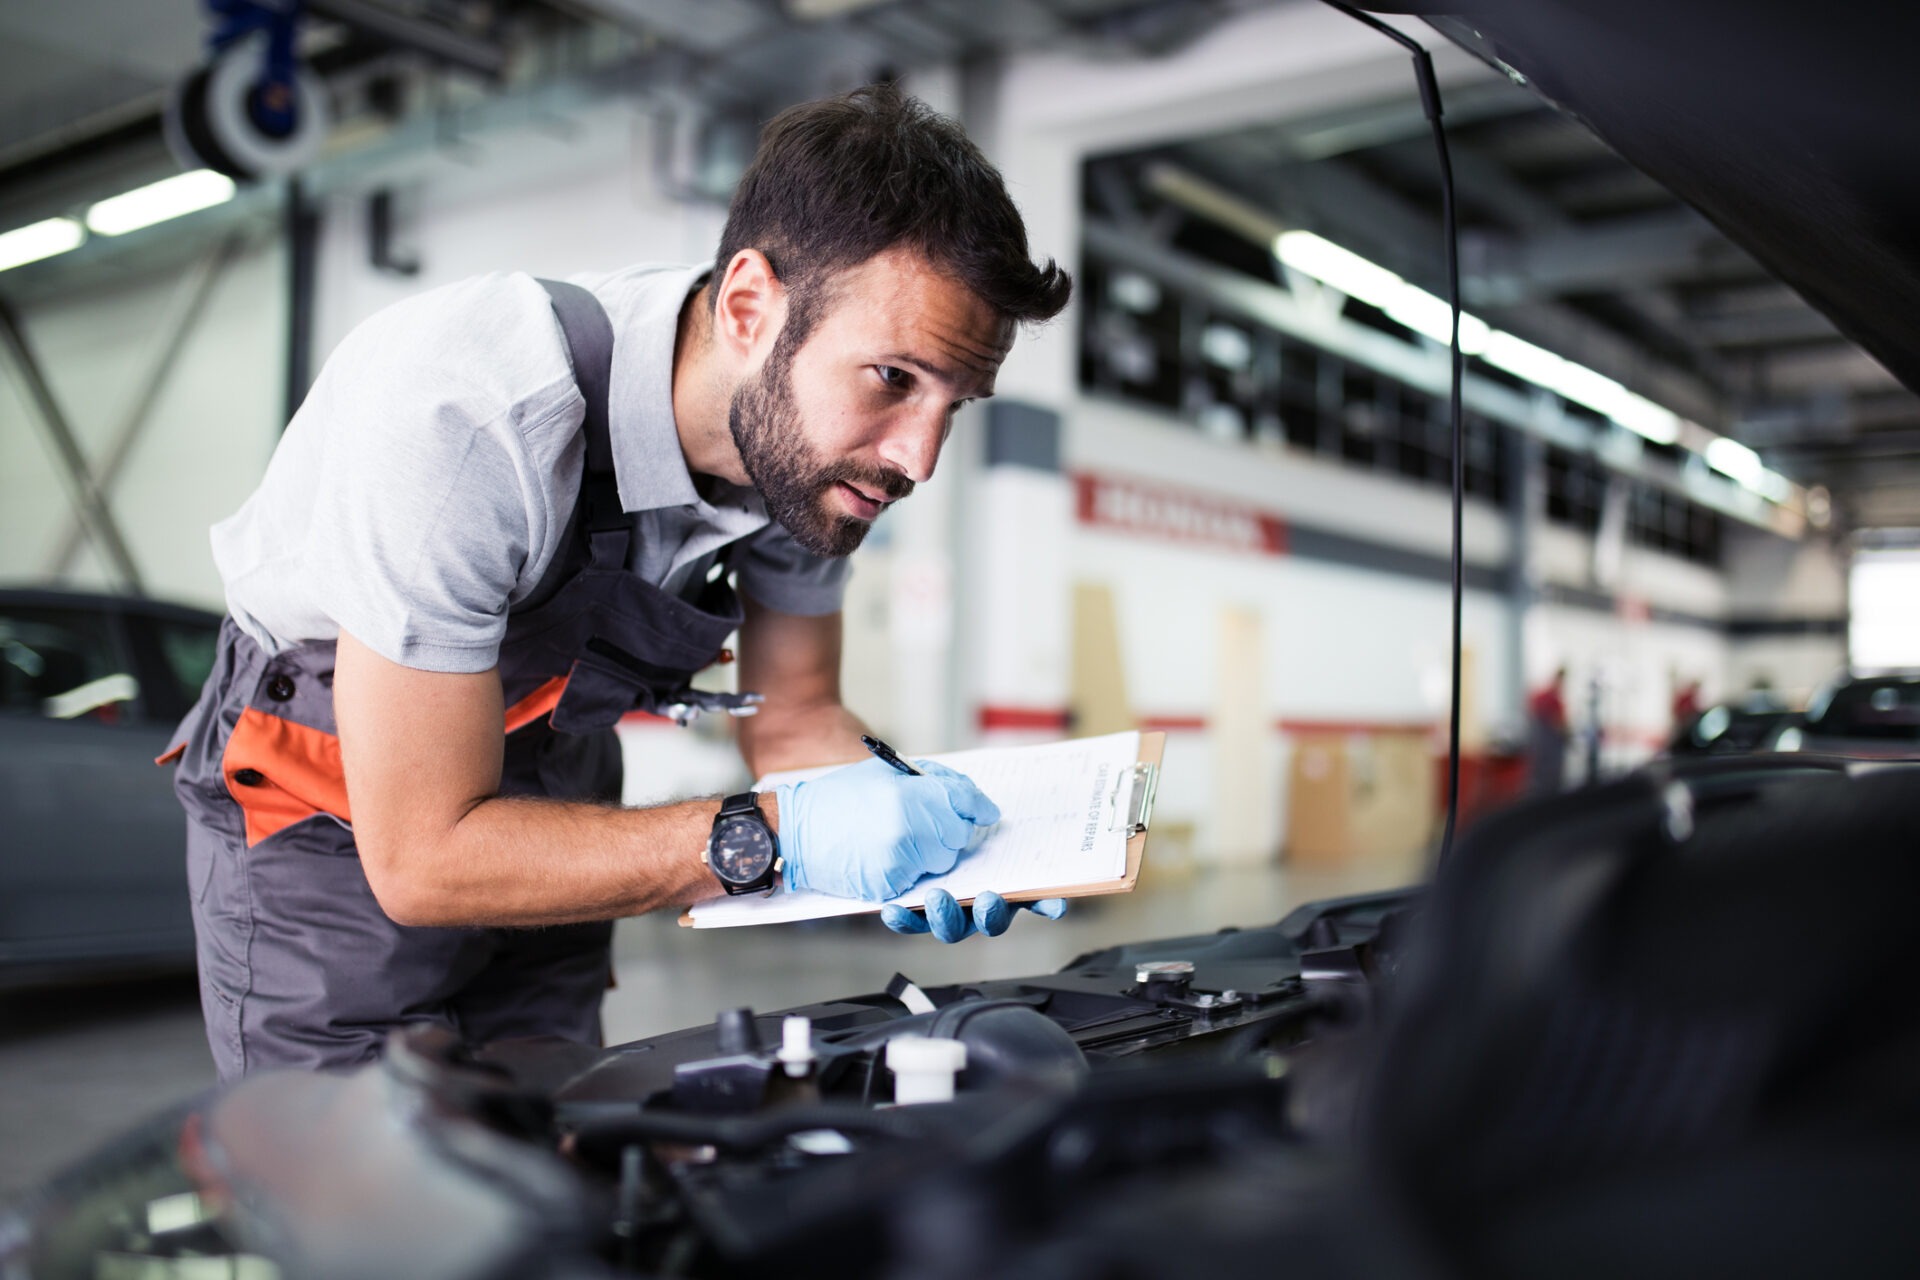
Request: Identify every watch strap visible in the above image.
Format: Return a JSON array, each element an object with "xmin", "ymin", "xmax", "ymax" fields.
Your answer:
[
  {"xmin": 709, "ymin": 791, "xmax": 779, "ymax": 895},
  {"xmin": 718, "ymin": 790, "xmax": 763, "ymax": 817}
]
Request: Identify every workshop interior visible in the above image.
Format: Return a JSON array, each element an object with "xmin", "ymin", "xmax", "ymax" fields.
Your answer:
[{"xmin": 4, "ymin": 0, "xmax": 1920, "ymax": 1276}]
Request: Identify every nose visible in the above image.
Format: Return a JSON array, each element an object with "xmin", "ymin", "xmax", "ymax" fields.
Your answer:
[{"xmin": 876, "ymin": 408, "xmax": 947, "ymax": 485}]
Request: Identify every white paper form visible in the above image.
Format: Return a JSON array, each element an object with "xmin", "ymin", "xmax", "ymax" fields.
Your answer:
[{"xmin": 687, "ymin": 731, "xmax": 1142, "ymax": 929}]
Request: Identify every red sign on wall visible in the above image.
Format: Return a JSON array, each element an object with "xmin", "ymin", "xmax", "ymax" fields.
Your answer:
[{"xmin": 1072, "ymin": 472, "xmax": 1288, "ymax": 557}]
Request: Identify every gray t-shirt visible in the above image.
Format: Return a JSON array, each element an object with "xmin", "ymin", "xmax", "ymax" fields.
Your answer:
[{"xmin": 211, "ymin": 263, "xmax": 849, "ymax": 673}]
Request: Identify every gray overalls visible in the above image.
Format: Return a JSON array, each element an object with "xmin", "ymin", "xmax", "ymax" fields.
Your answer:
[{"xmin": 164, "ymin": 282, "xmax": 753, "ymax": 1079}]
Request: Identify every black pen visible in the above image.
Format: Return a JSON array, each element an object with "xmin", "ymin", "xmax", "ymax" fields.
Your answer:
[{"xmin": 861, "ymin": 734, "xmax": 923, "ymax": 776}]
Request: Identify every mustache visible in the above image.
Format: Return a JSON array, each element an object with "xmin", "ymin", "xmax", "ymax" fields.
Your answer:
[{"xmin": 823, "ymin": 462, "xmax": 914, "ymax": 504}]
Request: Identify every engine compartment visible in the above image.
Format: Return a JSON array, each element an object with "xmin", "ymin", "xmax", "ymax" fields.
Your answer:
[{"xmin": 10, "ymin": 758, "xmax": 1920, "ymax": 1280}]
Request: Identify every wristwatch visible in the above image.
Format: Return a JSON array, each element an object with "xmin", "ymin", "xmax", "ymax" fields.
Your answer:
[{"xmin": 704, "ymin": 791, "xmax": 782, "ymax": 896}]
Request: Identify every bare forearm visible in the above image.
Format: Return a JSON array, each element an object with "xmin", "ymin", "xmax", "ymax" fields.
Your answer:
[
  {"xmin": 369, "ymin": 792, "xmax": 778, "ymax": 928},
  {"xmin": 739, "ymin": 701, "xmax": 870, "ymax": 777}
]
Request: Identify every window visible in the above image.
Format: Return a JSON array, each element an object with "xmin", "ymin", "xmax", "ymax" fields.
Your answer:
[
  {"xmin": 1849, "ymin": 549, "xmax": 1920, "ymax": 672},
  {"xmin": 1545, "ymin": 447, "xmax": 1605, "ymax": 533},
  {"xmin": 0, "ymin": 606, "xmax": 138, "ymax": 723},
  {"xmin": 1622, "ymin": 483, "xmax": 1722, "ymax": 566},
  {"xmin": 1079, "ymin": 258, "xmax": 1182, "ymax": 411},
  {"xmin": 1079, "ymin": 249, "xmax": 1510, "ymax": 510}
]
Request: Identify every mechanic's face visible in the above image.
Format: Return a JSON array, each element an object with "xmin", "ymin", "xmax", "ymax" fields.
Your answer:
[{"xmin": 730, "ymin": 247, "xmax": 1012, "ymax": 557}]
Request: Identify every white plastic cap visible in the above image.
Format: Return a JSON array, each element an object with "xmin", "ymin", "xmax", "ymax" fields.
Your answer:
[
  {"xmin": 887, "ymin": 1035, "xmax": 968, "ymax": 1105},
  {"xmin": 778, "ymin": 1015, "xmax": 816, "ymax": 1077}
]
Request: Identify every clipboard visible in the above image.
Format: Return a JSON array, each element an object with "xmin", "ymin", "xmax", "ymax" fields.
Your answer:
[
  {"xmin": 984, "ymin": 729, "xmax": 1163, "ymax": 908},
  {"xmin": 677, "ymin": 731, "xmax": 1164, "ymax": 926}
]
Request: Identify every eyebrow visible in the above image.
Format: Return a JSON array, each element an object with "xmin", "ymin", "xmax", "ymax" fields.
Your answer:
[{"xmin": 880, "ymin": 352, "xmax": 998, "ymax": 397}]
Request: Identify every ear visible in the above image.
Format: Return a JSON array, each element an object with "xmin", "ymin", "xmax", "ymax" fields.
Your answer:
[{"xmin": 712, "ymin": 249, "xmax": 788, "ymax": 364}]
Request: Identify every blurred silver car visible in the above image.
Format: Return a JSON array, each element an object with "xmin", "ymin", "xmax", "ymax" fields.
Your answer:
[{"xmin": 0, "ymin": 588, "xmax": 219, "ymax": 983}]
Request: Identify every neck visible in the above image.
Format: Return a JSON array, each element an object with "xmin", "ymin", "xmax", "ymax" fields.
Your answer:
[{"xmin": 672, "ymin": 284, "xmax": 748, "ymax": 484}]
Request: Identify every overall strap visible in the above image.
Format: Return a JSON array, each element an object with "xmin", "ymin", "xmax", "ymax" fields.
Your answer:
[{"xmin": 536, "ymin": 279, "xmax": 627, "ymax": 548}]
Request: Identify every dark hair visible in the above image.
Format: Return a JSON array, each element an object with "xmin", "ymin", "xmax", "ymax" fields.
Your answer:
[{"xmin": 713, "ymin": 83, "xmax": 1071, "ymax": 342}]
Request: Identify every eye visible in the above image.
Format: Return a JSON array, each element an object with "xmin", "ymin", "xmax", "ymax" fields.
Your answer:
[{"xmin": 875, "ymin": 365, "xmax": 911, "ymax": 390}]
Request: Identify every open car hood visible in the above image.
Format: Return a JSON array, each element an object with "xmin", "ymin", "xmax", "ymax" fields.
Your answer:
[{"xmin": 1370, "ymin": 0, "xmax": 1920, "ymax": 397}]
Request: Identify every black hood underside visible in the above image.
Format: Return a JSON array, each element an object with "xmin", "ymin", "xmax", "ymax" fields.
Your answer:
[{"xmin": 1376, "ymin": 0, "xmax": 1920, "ymax": 397}]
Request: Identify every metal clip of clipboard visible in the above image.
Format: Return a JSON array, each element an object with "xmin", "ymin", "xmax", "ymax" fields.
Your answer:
[{"xmin": 1105, "ymin": 762, "xmax": 1160, "ymax": 837}]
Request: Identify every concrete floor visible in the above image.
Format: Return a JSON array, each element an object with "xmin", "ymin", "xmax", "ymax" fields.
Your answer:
[{"xmin": 0, "ymin": 853, "xmax": 1420, "ymax": 1200}]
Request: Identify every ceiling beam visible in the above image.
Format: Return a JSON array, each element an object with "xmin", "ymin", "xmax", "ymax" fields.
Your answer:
[
  {"xmin": 1372, "ymin": 130, "xmax": 1729, "ymax": 388},
  {"xmin": 1463, "ymin": 209, "xmax": 1757, "ymax": 305},
  {"xmin": 1260, "ymin": 77, "xmax": 1537, "ymax": 162},
  {"xmin": 1692, "ymin": 305, "xmax": 1845, "ymax": 349},
  {"xmin": 1195, "ymin": 152, "xmax": 1727, "ymax": 424}
]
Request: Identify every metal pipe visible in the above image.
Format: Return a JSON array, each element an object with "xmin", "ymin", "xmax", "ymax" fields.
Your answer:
[
  {"xmin": 305, "ymin": 0, "xmax": 507, "ymax": 79},
  {"xmin": 284, "ymin": 177, "xmax": 321, "ymax": 426},
  {"xmin": 0, "ymin": 298, "xmax": 147, "ymax": 595}
]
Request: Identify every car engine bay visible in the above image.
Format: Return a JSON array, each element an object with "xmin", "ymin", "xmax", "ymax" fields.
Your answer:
[{"xmin": 10, "ymin": 756, "xmax": 1920, "ymax": 1280}]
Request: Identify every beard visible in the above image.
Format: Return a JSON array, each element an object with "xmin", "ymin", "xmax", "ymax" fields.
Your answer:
[{"xmin": 728, "ymin": 336, "xmax": 913, "ymax": 558}]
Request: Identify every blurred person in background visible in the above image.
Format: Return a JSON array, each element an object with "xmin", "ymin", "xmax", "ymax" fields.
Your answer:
[
  {"xmin": 1526, "ymin": 667, "xmax": 1570, "ymax": 794},
  {"xmin": 1671, "ymin": 675, "xmax": 1703, "ymax": 739}
]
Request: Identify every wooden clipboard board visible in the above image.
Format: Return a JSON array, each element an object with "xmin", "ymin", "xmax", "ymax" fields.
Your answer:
[
  {"xmin": 982, "ymin": 728, "xmax": 1163, "ymax": 908},
  {"xmin": 677, "ymin": 731, "xmax": 1164, "ymax": 926}
]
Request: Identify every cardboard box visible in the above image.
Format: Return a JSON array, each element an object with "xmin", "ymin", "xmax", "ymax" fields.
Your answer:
[{"xmin": 1286, "ymin": 728, "xmax": 1436, "ymax": 867}]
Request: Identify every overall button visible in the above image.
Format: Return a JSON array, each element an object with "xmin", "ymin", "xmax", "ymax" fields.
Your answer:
[
  {"xmin": 233, "ymin": 768, "xmax": 266, "ymax": 787},
  {"xmin": 266, "ymin": 675, "xmax": 295, "ymax": 701}
]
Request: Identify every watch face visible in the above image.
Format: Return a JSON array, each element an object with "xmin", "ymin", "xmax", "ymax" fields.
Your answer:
[{"xmin": 711, "ymin": 815, "xmax": 775, "ymax": 886}]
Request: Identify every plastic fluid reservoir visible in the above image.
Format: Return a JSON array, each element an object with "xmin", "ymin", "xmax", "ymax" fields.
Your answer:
[
  {"xmin": 887, "ymin": 1035, "xmax": 968, "ymax": 1105},
  {"xmin": 778, "ymin": 1015, "xmax": 816, "ymax": 1078}
]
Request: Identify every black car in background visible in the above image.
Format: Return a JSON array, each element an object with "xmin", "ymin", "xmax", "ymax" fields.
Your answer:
[
  {"xmin": 1668, "ymin": 692, "xmax": 1799, "ymax": 758},
  {"xmin": 1776, "ymin": 673, "xmax": 1920, "ymax": 760},
  {"xmin": 0, "ymin": 588, "xmax": 219, "ymax": 983}
]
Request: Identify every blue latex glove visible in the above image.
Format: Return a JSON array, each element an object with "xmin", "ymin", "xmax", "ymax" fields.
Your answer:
[
  {"xmin": 882, "ymin": 890, "xmax": 1070, "ymax": 943},
  {"xmin": 777, "ymin": 758, "xmax": 1000, "ymax": 903}
]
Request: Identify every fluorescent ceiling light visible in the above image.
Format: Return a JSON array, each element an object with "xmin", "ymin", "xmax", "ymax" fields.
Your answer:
[
  {"xmin": 1705, "ymin": 436, "xmax": 1765, "ymax": 489},
  {"xmin": 1275, "ymin": 231, "xmax": 1691, "ymax": 452},
  {"xmin": 1757, "ymin": 468, "xmax": 1794, "ymax": 503},
  {"xmin": 1482, "ymin": 330, "xmax": 1567, "ymax": 386},
  {"xmin": 1277, "ymin": 232, "xmax": 1495, "ymax": 356},
  {"xmin": 1607, "ymin": 392, "xmax": 1682, "ymax": 446},
  {"xmin": 786, "ymin": 0, "xmax": 890, "ymax": 17},
  {"xmin": 1274, "ymin": 230, "xmax": 1403, "ymax": 309},
  {"xmin": 1383, "ymin": 286, "xmax": 1490, "ymax": 354},
  {"xmin": 1549, "ymin": 362, "xmax": 1628, "ymax": 413},
  {"xmin": 1483, "ymin": 330, "xmax": 1684, "ymax": 445},
  {"xmin": 86, "ymin": 170, "xmax": 236, "ymax": 237},
  {"xmin": 0, "ymin": 217, "xmax": 85, "ymax": 272}
]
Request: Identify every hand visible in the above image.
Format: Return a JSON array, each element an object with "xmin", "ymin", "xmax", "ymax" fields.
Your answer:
[
  {"xmin": 882, "ymin": 890, "xmax": 1069, "ymax": 943},
  {"xmin": 777, "ymin": 759, "xmax": 1000, "ymax": 903}
]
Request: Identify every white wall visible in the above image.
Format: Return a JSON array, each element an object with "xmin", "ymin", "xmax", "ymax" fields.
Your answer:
[
  {"xmin": 1724, "ymin": 525, "xmax": 1846, "ymax": 617},
  {"xmin": 1721, "ymin": 525, "xmax": 1847, "ymax": 703},
  {"xmin": 1, "ymin": 238, "xmax": 284, "ymax": 609},
  {"xmin": 1, "ymin": 95, "xmax": 729, "ymax": 610},
  {"xmin": 312, "ymin": 101, "xmax": 728, "ymax": 359}
]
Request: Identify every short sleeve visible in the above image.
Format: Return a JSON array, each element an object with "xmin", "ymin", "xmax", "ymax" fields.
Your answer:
[
  {"xmin": 300, "ymin": 280, "xmax": 580, "ymax": 672},
  {"xmin": 732, "ymin": 522, "xmax": 853, "ymax": 616}
]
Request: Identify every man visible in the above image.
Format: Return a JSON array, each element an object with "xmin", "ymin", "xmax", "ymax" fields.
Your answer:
[
  {"xmin": 163, "ymin": 84, "xmax": 1072, "ymax": 1079},
  {"xmin": 1525, "ymin": 667, "xmax": 1570, "ymax": 795}
]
